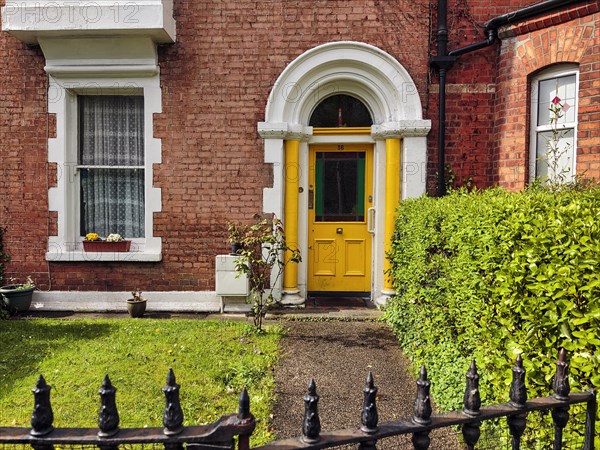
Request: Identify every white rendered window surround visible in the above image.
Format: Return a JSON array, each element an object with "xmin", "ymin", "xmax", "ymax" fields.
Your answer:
[
  {"xmin": 529, "ymin": 65, "xmax": 579, "ymax": 183},
  {"xmin": 1, "ymin": 1, "xmax": 175, "ymax": 45},
  {"xmin": 1, "ymin": 0, "xmax": 174, "ymax": 262},
  {"xmin": 46, "ymin": 73, "xmax": 162, "ymax": 262}
]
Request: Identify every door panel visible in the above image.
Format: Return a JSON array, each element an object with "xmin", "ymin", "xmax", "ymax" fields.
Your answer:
[
  {"xmin": 308, "ymin": 144, "xmax": 373, "ymax": 293},
  {"xmin": 344, "ymin": 239, "xmax": 366, "ymax": 276},
  {"xmin": 313, "ymin": 239, "xmax": 337, "ymax": 276}
]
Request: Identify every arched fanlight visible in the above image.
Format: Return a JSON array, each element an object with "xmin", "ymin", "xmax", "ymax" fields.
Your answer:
[{"xmin": 309, "ymin": 94, "xmax": 373, "ymax": 127}]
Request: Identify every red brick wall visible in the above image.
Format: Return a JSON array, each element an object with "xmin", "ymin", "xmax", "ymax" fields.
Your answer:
[
  {"xmin": 429, "ymin": 0, "xmax": 599, "ymax": 191},
  {"xmin": 1, "ymin": 0, "xmax": 598, "ymax": 291},
  {"xmin": 428, "ymin": 0, "xmax": 538, "ymax": 191},
  {"xmin": 0, "ymin": 0, "xmax": 431, "ymax": 291},
  {"xmin": 494, "ymin": 10, "xmax": 600, "ymax": 189},
  {"xmin": 0, "ymin": 3, "xmax": 49, "ymax": 286}
]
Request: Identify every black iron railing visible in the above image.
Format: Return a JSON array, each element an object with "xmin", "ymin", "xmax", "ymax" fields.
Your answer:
[
  {"xmin": 0, "ymin": 350, "xmax": 596, "ymax": 449},
  {"xmin": 0, "ymin": 369, "xmax": 255, "ymax": 450}
]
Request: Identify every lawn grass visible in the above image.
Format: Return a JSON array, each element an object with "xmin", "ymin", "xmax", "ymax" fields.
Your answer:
[{"xmin": 0, "ymin": 318, "xmax": 281, "ymax": 445}]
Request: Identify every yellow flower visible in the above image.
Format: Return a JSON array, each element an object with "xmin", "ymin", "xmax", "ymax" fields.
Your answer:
[{"xmin": 85, "ymin": 233, "xmax": 100, "ymax": 241}]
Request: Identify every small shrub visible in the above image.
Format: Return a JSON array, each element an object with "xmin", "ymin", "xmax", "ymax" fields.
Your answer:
[{"xmin": 229, "ymin": 215, "xmax": 301, "ymax": 331}]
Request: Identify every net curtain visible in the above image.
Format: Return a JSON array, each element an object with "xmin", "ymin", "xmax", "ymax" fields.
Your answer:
[{"xmin": 79, "ymin": 95, "xmax": 145, "ymax": 238}]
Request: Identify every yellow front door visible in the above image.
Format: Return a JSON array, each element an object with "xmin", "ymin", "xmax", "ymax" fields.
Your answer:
[{"xmin": 308, "ymin": 143, "xmax": 373, "ymax": 293}]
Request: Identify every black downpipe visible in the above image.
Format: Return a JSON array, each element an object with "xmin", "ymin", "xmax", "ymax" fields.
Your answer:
[
  {"xmin": 430, "ymin": 0, "xmax": 456, "ymax": 197},
  {"xmin": 437, "ymin": 67, "xmax": 447, "ymax": 197},
  {"xmin": 436, "ymin": 0, "xmax": 450, "ymax": 197},
  {"xmin": 430, "ymin": 0, "xmax": 589, "ymax": 196}
]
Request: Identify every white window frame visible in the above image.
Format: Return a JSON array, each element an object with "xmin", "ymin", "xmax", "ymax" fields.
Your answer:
[
  {"xmin": 529, "ymin": 64, "xmax": 579, "ymax": 183},
  {"xmin": 46, "ymin": 75, "xmax": 162, "ymax": 262},
  {"xmin": 77, "ymin": 94, "xmax": 146, "ymax": 239}
]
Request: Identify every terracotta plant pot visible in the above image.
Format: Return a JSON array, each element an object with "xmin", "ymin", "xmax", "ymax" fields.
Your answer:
[
  {"xmin": 83, "ymin": 240, "xmax": 131, "ymax": 252},
  {"xmin": 1, "ymin": 285, "xmax": 34, "ymax": 313},
  {"xmin": 126, "ymin": 299, "xmax": 147, "ymax": 318}
]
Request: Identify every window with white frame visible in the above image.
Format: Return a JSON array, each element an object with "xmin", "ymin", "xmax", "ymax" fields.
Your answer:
[
  {"xmin": 530, "ymin": 65, "xmax": 578, "ymax": 183},
  {"xmin": 46, "ymin": 75, "xmax": 162, "ymax": 262},
  {"xmin": 78, "ymin": 95, "xmax": 145, "ymax": 238},
  {"xmin": 36, "ymin": 34, "xmax": 165, "ymax": 262}
]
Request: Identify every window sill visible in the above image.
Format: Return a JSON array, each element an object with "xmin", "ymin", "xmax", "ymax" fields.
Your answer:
[{"xmin": 45, "ymin": 250, "xmax": 162, "ymax": 262}]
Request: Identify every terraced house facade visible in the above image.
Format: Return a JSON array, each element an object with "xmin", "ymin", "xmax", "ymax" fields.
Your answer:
[{"xmin": 1, "ymin": 0, "xmax": 599, "ymax": 311}]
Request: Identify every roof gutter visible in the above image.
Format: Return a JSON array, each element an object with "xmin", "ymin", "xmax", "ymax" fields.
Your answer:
[{"xmin": 430, "ymin": 0, "xmax": 588, "ymax": 196}]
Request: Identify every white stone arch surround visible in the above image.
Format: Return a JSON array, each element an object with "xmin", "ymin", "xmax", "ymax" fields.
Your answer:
[
  {"xmin": 258, "ymin": 41, "xmax": 431, "ymax": 303},
  {"xmin": 265, "ymin": 41, "xmax": 425, "ymax": 124}
]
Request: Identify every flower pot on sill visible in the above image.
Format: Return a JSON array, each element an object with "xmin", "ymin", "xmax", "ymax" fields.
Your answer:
[
  {"xmin": 127, "ymin": 299, "xmax": 147, "ymax": 318},
  {"xmin": 83, "ymin": 240, "xmax": 131, "ymax": 252},
  {"xmin": 1, "ymin": 285, "xmax": 34, "ymax": 313}
]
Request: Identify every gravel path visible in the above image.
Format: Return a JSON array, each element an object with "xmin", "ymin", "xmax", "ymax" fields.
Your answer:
[{"xmin": 269, "ymin": 320, "xmax": 461, "ymax": 449}]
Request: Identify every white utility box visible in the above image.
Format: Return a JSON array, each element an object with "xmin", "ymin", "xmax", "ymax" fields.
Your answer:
[
  {"xmin": 215, "ymin": 255, "xmax": 249, "ymax": 296},
  {"xmin": 215, "ymin": 255, "xmax": 250, "ymax": 313}
]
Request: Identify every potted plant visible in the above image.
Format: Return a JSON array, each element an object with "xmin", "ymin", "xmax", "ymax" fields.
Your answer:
[
  {"xmin": 126, "ymin": 290, "xmax": 147, "ymax": 318},
  {"xmin": 1, "ymin": 276, "xmax": 35, "ymax": 313},
  {"xmin": 83, "ymin": 233, "xmax": 131, "ymax": 252},
  {"xmin": 227, "ymin": 224, "xmax": 243, "ymax": 255}
]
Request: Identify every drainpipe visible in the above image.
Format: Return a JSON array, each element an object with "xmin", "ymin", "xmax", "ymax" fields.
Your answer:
[
  {"xmin": 431, "ymin": 0, "xmax": 456, "ymax": 197},
  {"xmin": 430, "ymin": 0, "xmax": 589, "ymax": 196}
]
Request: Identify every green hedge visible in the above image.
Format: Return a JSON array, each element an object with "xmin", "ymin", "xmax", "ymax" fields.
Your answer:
[{"xmin": 384, "ymin": 187, "xmax": 599, "ymax": 443}]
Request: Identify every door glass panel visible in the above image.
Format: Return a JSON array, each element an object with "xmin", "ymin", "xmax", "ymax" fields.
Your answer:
[{"xmin": 315, "ymin": 152, "xmax": 365, "ymax": 222}]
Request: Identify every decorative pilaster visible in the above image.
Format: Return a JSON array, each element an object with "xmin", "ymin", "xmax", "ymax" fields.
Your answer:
[
  {"xmin": 282, "ymin": 138, "xmax": 302, "ymax": 306},
  {"xmin": 375, "ymin": 137, "xmax": 401, "ymax": 305},
  {"xmin": 258, "ymin": 123, "xmax": 311, "ymax": 306}
]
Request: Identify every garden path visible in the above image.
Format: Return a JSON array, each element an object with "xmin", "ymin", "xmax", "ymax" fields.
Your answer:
[{"xmin": 268, "ymin": 320, "xmax": 461, "ymax": 449}]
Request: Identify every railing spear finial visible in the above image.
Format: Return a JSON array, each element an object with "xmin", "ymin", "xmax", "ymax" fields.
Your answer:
[
  {"xmin": 508, "ymin": 354, "xmax": 528, "ymax": 450},
  {"xmin": 302, "ymin": 379, "xmax": 321, "ymax": 444},
  {"xmin": 163, "ymin": 368, "xmax": 184, "ymax": 436},
  {"xmin": 98, "ymin": 375, "xmax": 120, "ymax": 438},
  {"xmin": 31, "ymin": 375, "xmax": 54, "ymax": 437},
  {"xmin": 413, "ymin": 365, "xmax": 432, "ymax": 424},
  {"xmin": 360, "ymin": 371, "xmax": 379, "ymax": 434},
  {"xmin": 553, "ymin": 348, "xmax": 570, "ymax": 401},
  {"xmin": 462, "ymin": 360, "xmax": 481, "ymax": 450},
  {"xmin": 552, "ymin": 349, "xmax": 570, "ymax": 450},
  {"xmin": 412, "ymin": 365, "xmax": 432, "ymax": 450},
  {"xmin": 509, "ymin": 354, "xmax": 527, "ymax": 408},
  {"xmin": 463, "ymin": 359, "xmax": 481, "ymax": 416},
  {"xmin": 238, "ymin": 387, "xmax": 252, "ymax": 422}
]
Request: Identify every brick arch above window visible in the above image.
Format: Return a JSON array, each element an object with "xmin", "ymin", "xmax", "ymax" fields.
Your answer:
[
  {"xmin": 509, "ymin": 21, "xmax": 595, "ymax": 75},
  {"xmin": 494, "ymin": 13, "xmax": 599, "ymax": 190}
]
